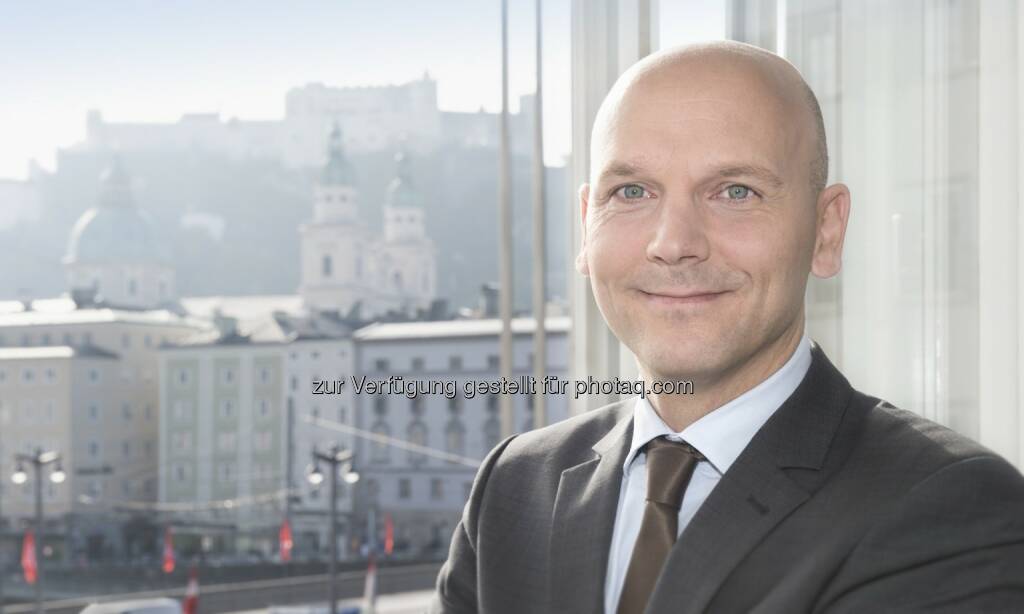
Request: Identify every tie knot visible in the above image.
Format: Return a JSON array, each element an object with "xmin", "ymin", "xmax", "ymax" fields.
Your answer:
[{"xmin": 643, "ymin": 436, "xmax": 703, "ymax": 508}]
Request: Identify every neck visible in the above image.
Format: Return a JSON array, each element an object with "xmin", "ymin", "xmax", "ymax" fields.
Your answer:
[{"xmin": 641, "ymin": 322, "xmax": 805, "ymax": 432}]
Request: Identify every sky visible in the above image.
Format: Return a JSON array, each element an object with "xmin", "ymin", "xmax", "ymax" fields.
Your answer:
[{"xmin": 0, "ymin": 1, "xmax": 724, "ymax": 181}]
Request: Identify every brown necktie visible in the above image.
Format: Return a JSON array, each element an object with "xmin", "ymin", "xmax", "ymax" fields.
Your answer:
[{"xmin": 616, "ymin": 436, "xmax": 705, "ymax": 614}]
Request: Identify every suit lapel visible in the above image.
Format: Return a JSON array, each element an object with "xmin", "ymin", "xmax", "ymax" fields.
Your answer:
[
  {"xmin": 645, "ymin": 342, "xmax": 854, "ymax": 614},
  {"xmin": 549, "ymin": 402, "xmax": 634, "ymax": 614}
]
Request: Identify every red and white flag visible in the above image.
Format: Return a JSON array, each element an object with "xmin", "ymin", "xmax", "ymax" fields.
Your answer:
[
  {"xmin": 21, "ymin": 529, "xmax": 37, "ymax": 585},
  {"xmin": 162, "ymin": 526, "xmax": 175, "ymax": 574},
  {"xmin": 363, "ymin": 550, "xmax": 377, "ymax": 614},
  {"xmin": 183, "ymin": 566, "xmax": 199, "ymax": 614},
  {"xmin": 279, "ymin": 518, "xmax": 293, "ymax": 563},
  {"xmin": 383, "ymin": 513, "xmax": 394, "ymax": 555}
]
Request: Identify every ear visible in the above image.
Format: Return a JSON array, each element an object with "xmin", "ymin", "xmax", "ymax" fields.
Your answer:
[
  {"xmin": 574, "ymin": 183, "xmax": 591, "ymax": 276},
  {"xmin": 810, "ymin": 183, "xmax": 851, "ymax": 278}
]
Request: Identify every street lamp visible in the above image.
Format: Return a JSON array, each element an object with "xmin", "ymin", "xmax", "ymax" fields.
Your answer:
[
  {"xmin": 11, "ymin": 449, "xmax": 64, "ymax": 614},
  {"xmin": 307, "ymin": 445, "xmax": 358, "ymax": 614}
]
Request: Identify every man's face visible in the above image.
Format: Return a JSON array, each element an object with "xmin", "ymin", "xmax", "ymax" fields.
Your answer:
[{"xmin": 576, "ymin": 63, "xmax": 822, "ymax": 383}]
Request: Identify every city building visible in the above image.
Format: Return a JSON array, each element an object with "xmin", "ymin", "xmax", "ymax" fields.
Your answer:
[{"xmin": 350, "ymin": 316, "xmax": 570, "ymax": 557}]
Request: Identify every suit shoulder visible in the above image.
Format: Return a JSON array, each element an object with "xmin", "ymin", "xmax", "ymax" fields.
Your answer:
[
  {"xmin": 850, "ymin": 390, "xmax": 1015, "ymax": 481},
  {"xmin": 496, "ymin": 397, "xmax": 633, "ymax": 468}
]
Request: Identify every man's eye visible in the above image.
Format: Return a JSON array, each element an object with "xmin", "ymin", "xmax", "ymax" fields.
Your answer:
[
  {"xmin": 616, "ymin": 184, "xmax": 649, "ymax": 199},
  {"xmin": 722, "ymin": 184, "xmax": 755, "ymax": 200}
]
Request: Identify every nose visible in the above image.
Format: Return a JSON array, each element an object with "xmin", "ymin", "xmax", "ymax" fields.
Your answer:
[{"xmin": 645, "ymin": 195, "xmax": 710, "ymax": 265}]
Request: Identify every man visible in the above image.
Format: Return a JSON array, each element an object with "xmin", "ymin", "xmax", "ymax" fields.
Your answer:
[{"xmin": 431, "ymin": 41, "xmax": 1024, "ymax": 614}]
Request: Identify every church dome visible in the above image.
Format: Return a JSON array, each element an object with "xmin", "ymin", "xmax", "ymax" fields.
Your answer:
[
  {"xmin": 64, "ymin": 159, "xmax": 171, "ymax": 265},
  {"xmin": 385, "ymin": 150, "xmax": 421, "ymax": 208},
  {"xmin": 321, "ymin": 124, "xmax": 356, "ymax": 186}
]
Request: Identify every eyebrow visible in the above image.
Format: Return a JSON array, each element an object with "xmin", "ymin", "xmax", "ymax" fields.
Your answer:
[
  {"xmin": 714, "ymin": 165, "xmax": 785, "ymax": 190},
  {"xmin": 596, "ymin": 161, "xmax": 785, "ymax": 190}
]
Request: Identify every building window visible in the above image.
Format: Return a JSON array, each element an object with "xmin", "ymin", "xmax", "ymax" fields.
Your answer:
[
  {"xmin": 122, "ymin": 402, "xmax": 133, "ymax": 421},
  {"xmin": 256, "ymin": 398, "xmax": 271, "ymax": 419},
  {"xmin": 172, "ymin": 400, "xmax": 192, "ymax": 422},
  {"xmin": 21, "ymin": 368, "xmax": 35, "ymax": 384},
  {"xmin": 259, "ymin": 367, "xmax": 271, "ymax": 384},
  {"xmin": 449, "ymin": 356, "xmax": 462, "ymax": 370},
  {"xmin": 219, "ymin": 399, "xmax": 235, "ymax": 419},
  {"xmin": 122, "ymin": 440, "xmax": 132, "ymax": 459},
  {"xmin": 88, "ymin": 403, "xmax": 100, "ymax": 421},
  {"xmin": 431, "ymin": 478, "xmax": 443, "ymax": 500},
  {"xmin": 41, "ymin": 333, "xmax": 51, "ymax": 345},
  {"xmin": 407, "ymin": 420, "xmax": 428, "ymax": 466},
  {"xmin": 218, "ymin": 432, "xmax": 237, "ymax": 452},
  {"xmin": 44, "ymin": 368, "xmax": 56, "ymax": 384},
  {"xmin": 322, "ymin": 254, "xmax": 333, "ymax": 278},
  {"xmin": 127, "ymin": 278, "xmax": 137, "ymax": 296},
  {"xmin": 487, "ymin": 354, "xmax": 499, "ymax": 369},
  {"xmin": 177, "ymin": 368, "xmax": 190, "ymax": 387},
  {"xmin": 445, "ymin": 419, "xmax": 465, "ymax": 463},
  {"xmin": 221, "ymin": 367, "xmax": 235, "ymax": 385},
  {"xmin": 121, "ymin": 333, "xmax": 131, "ymax": 349},
  {"xmin": 89, "ymin": 441, "xmax": 100, "ymax": 458},
  {"xmin": 412, "ymin": 357, "xmax": 425, "ymax": 370},
  {"xmin": 398, "ymin": 478, "xmax": 411, "ymax": 499},
  {"xmin": 487, "ymin": 393, "xmax": 498, "ymax": 413},
  {"xmin": 374, "ymin": 358, "xmax": 389, "ymax": 372},
  {"xmin": 290, "ymin": 375, "xmax": 298, "ymax": 391},
  {"xmin": 371, "ymin": 421, "xmax": 391, "ymax": 463},
  {"xmin": 62, "ymin": 333, "xmax": 73, "ymax": 345},
  {"xmin": 88, "ymin": 368, "xmax": 100, "ymax": 384}
]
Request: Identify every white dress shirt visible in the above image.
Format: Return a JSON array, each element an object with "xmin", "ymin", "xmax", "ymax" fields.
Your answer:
[{"xmin": 603, "ymin": 334, "xmax": 813, "ymax": 614}]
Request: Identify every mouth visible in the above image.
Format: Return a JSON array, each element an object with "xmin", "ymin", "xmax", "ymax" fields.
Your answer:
[{"xmin": 637, "ymin": 289, "xmax": 730, "ymax": 306}]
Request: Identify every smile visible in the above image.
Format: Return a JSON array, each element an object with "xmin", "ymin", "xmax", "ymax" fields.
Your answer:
[{"xmin": 638, "ymin": 289, "xmax": 729, "ymax": 306}]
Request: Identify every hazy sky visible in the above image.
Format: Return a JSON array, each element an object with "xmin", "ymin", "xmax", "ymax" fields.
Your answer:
[{"xmin": 0, "ymin": 1, "xmax": 723, "ymax": 180}]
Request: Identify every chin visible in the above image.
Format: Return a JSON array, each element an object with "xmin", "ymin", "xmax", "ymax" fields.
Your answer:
[{"xmin": 636, "ymin": 337, "xmax": 720, "ymax": 381}]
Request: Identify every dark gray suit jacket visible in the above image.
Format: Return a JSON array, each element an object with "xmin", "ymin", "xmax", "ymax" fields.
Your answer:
[{"xmin": 431, "ymin": 343, "xmax": 1024, "ymax": 613}]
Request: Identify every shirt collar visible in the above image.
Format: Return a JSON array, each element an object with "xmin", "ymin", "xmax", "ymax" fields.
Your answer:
[{"xmin": 623, "ymin": 333, "xmax": 813, "ymax": 476}]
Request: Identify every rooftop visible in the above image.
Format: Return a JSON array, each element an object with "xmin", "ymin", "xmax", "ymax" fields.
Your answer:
[{"xmin": 354, "ymin": 316, "xmax": 570, "ymax": 342}]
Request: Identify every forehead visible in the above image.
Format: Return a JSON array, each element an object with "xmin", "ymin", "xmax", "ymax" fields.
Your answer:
[{"xmin": 592, "ymin": 64, "xmax": 807, "ymax": 183}]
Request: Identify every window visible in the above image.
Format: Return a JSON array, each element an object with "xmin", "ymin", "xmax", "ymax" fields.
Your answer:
[
  {"xmin": 371, "ymin": 421, "xmax": 391, "ymax": 463},
  {"xmin": 219, "ymin": 399, "xmax": 235, "ymax": 419},
  {"xmin": 449, "ymin": 356, "xmax": 462, "ymax": 370},
  {"xmin": 44, "ymin": 367, "xmax": 56, "ymax": 384},
  {"xmin": 89, "ymin": 441, "xmax": 100, "ymax": 458},
  {"xmin": 398, "ymin": 477, "xmax": 411, "ymax": 499},
  {"xmin": 259, "ymin": 367, "xmax": 271, "ymax": 384},
  {"xmin": 445, "ymin": 419, "xmax": 465, "ymax": 463},
  {"xmin": 62, "ymin": 333, "xmax": 73, "ymax": 345},
  {"xmin": 21, "ymin": 368, "xmax": 34, "ymax": 383},
  {"xmin": 88, "ymin": 403, "xmax": 100, "ymax": 421},
  {"xmin": 322, "ymin": 254, "xmax": 333, "ymax": 277},
  {"xmin": 173, "ymin": 431, "xmax": 193, "ymax": 452},
  {"xmin": 256, "ymin": 398, "xmax": 271, "ymax": 419},
  {"xmin": 0, "ymin": 369, "xmax": 6, "ymax": 384},
  {"xmin": 172, "ymin": 400, "xmax": 192, "ymax": 422},
  {"xmin": 122, "ymin": 403, "xmax": 133, "ymax": 421},
  {"xmin": 407, "ymin": 420, "xmax": 428, "ymax": 466},
  {"xmin": 412, "ymin": 357, "xmax": 425, "ymax": 370},
  {"xmin": 121, "ymin": 333, "xmax": 131, "ymax": 349},
  {"xmin": 374, "ymin": 358, "xmax": 389, "ymax": 372},
  {"xmin": 431, "ymin": 478, "xmax": 443, "ymax": 500},
  {"xmin": 176, "ymin": 368, "xmax": 190, "ymax": 387},
  {"xmin": 487, "ymin": 354, "xmax": 499, "ymax": 369},
  {"xmin": 221, "ymin": 367, "xmax": 235, "ymax": 385},
  {"xmin": 218, "ymin": 432, "xmax": 237, "ymax": 452},
  {"xmin": 122, "ymin": 440, "xmax": 132, "ymax": 458},
  {"xmin": 41, "ymin": 333, "xmax": 51, "ymax": 345},
  {"xmin": 254, "ymin": 430, "xmax": 273, "ymax": 451}
]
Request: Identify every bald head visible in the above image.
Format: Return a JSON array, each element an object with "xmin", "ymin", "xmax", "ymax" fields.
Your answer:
[{"xmin": 592, "ymin": 41, "xmax": 828, "ymax": 196}]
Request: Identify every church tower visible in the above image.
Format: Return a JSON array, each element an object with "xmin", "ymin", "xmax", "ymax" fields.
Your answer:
[
  {"xmin": 299, "ymin": 124, "xmax": 373, "ymax": 314},
  {"xmin": 378, "ymin": 148, "xmax": 437, "ymax": 313},
  {"xmin": 64, "ymin": 157, "xmax": 175, "ymax": 309}
]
